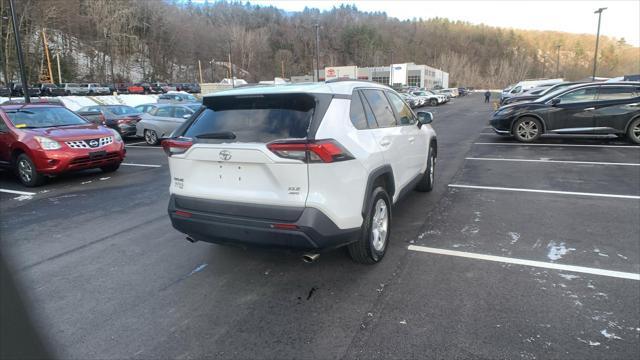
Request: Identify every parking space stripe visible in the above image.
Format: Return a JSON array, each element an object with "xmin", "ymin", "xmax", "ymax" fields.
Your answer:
[
  {"xmin": 465, "ymin": 157, "xmax": 640, "ymax": 166},
  {"xmin": 121, "ymin": 163, "xmax": 162, "ymax": 168},
  {"xmin": 0, "ymin": 188, "xmax": 36, "ymax": 196},
  {"xmin": 474, "ymin": 142, "xmax": 639, "ymax": 149},
  {"xmin": 408, "ymin": 245, "xmax": 640, "ymax": 281},
  {"xmin": 125, "ymin": 145, "xmax": 161, "ymax": 149},
  {"xmin": 448, "ymin": 184, "xmax": 640, "ymax": 200}
]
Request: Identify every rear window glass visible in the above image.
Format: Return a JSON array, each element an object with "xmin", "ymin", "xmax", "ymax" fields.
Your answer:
[
  {"xmin": 105, "ymin": 106, "xmax": 139, "ymax": 115},
  {"xmin": 184, "ymin": 93, "xmax": 315, "ymax": 143}
]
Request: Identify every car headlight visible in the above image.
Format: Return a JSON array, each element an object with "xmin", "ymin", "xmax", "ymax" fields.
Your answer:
[
  {"xmin": 108, "ymin": 128, "xmax": 123, "ymax": 142},
  {"xmin": 34, "ymin": 136, "xmax": 62, "ymax": 150}
]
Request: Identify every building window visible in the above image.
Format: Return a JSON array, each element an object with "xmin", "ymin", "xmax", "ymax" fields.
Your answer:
[
  {"xmin": 407, "ymin": 75, "xmax": 421, "ymax": 87},
  {"xmin": 372, "ymin": 76, "xmax": 390, "ymax": 84}
]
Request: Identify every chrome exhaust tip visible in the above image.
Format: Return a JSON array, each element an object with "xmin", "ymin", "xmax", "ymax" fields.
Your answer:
[
  {"xmin": 186, "ymin": 236, "xmax": 197, "ymax": 243},
  {"xmin": 302, "ymin": 253, "xmax": 320, "ymax": 263}
]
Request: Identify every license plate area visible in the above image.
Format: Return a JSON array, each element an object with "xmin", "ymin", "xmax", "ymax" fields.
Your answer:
[{"xmin": 89, "ymin": 150, "xmax": 107, "ymax": 159}]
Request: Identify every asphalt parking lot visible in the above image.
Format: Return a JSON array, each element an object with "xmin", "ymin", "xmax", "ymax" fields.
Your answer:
[{"xmin": 1, "ymin": 94, "xmax": 638, "ymax": 359}]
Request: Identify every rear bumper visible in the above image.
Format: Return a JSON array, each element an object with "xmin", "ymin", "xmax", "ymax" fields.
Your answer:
[{"xmin": 168, "ymin": 195, "xmax": 360, "ymax": 252}]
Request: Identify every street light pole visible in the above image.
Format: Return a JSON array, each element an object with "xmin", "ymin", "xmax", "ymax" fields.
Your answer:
[
  {"xmin": 555, "ymin": 45, "xmax": 561, "ymax": 78},
  {"xmin": 228, "ymin": 40, "xmax": 235, "ymax": 88},
  {"xmin": 314, "ymin": 23, "xmax": 320, "ymax": 82},
  {"xmin": 592, "ymin": 7, "xmax": 607, "ymax": 81},
  {"xmin": 8, "ymin": 0, "xmax": 29, "ymax": 103}
]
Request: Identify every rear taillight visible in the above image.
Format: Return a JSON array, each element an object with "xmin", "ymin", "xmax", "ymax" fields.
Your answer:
[
  {"xmin": 267, "ymin": 139, "xmax": 354, "ymax": 163},
  {"xmin": 162, "ymin": 137, "xmax": 193, "ymax": 156}
]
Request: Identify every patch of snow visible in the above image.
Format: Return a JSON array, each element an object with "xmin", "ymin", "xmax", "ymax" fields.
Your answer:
[
  {"xmin": 13, "ymin": 195, "xmax": 33, "ymax": 201},
  {"xmin": 558, "ymin": 274, "xmax": 580, "ymax": 280},
  {"xmin": 546, "ymin": 241, "xmax": 575, "ymax": 261},
  {"xmin": 461, "ymin": 224, "xmax": 480, "ymax": 236},
  {"xmin": 508, "ymin": 232, "xmax": 520, "ymax": 244},
  {"xmin": 616, "ymin": 254, "xmax": 628, "ymax": 260},
  {"xmin": 600, "ymin": 329, "xmax": 622, "ymax": 340}
]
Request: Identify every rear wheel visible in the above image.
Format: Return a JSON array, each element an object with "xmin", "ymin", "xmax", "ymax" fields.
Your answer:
[
  {"xmin": 415, "ymin": 146, "xmax": 436, "ymax": 192},
  {"xmin": 144, "ymin": 129, "xmax": 159, "ymax": 145},
  {"xmin": 100, "ymin": 163, "xmax": 120, "ymax": 173},
  {"xmin": 348, "ymin": 186, "xmax": 391, "ymax": 264},
  {"xmin": 513, "ymin": 117, "xmax": 542, "ymax": 143},
  {"xmin": 627, "ymin": 118, "xmax": 640, "ymax": 144},
  {"xmin": 430, "ymin": 98, "xmax": 438, "ymax": 106},
  {"xmin": 16, "ymin": 153, "xmax": 45, "ymax": 187}
]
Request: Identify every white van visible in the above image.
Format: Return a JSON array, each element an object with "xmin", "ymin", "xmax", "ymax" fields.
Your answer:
[{"xmin": 501, "ymin": 78, "xmax": 563, "ymax": 102}]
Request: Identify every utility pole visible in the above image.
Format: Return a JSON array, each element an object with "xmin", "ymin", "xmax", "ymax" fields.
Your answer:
[
  {"xmin": 314, "ymin": 23, "xmax": 320, "ymax": 82},
  {"xmin": 9, "ymin": 0, "xmax": 29, "ymax": 103},
  {"xmin": 555, "ymin": 45, "xmax": 561, "ymax": 78},
  {"xmin": 106, "ymin": 33, "xmax": 115, "ymax": 91},
  {"xmin": 42, "ymin": 29, "xmax": 54, "ymax": 83},
  {"xmin": 389, "ymin": 50, "xmax": 394, "ymax": 86},
  {"xmin": 210, "ymin": 59, "xmax": 214, "ymax": 82},
  {"xmin": 592, "ymin": 7, "xmax": 607, "ymax": 81},
  {"xmin": 56, "ymin": 52, "xmax": 62, "ymax": 84},
  {"xmin": 228, "ymin": 40, "xmax": 235, "ymax": 88},
  {"xmin": 541, "ymin": 55, "xmax": 546, "ymax": 78},
  {"xmin": 281, "ymin": 60, "xmax": 285, "ymax": 79},
  {"xmin": 197, "ymin": 60, "xmax": 203, "ymax": 84}
]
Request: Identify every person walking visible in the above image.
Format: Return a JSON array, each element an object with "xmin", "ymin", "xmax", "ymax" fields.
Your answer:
[{"xmin": 484, "ymin": 90, "xmax": 491, "ymax": 103}]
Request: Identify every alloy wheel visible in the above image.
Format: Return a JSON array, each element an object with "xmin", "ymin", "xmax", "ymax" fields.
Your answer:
[
  {"xmin": 145, "ymin": 130, "xmax": 157, "ymax": 145},
  {"xmin": 516, "ymin": 120, "xmax": 539, "ymax": 140},
  {"xmin": 371, "ymin": 199, "xmax": 388, "ymax": 252},
  {"xmin": 633, "ymin": 123, "xmax": 640, "ymax": 142},
  {"xmin": 18, "ymin": 159, "xmax": 33, "ymax": 183}
]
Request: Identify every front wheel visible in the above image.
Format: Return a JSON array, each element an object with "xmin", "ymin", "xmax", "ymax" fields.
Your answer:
[
  {"xmin": 100, "ymin": 163, "xmax": 120, "ymax": 173},
  {"xmin": 348, "ymin": 187, "xmax": 391, "ymax": 264},
  {"xmin": 144, "ymin": 129, "xmax": 159, "ymax": 145},
  {"xmin": 627, "ymin": 118, "xmax": 640, "ymax": 144},
  {"xmin": 415, "ymin": 146, "xmax": 436, "ymax": 192},
  {"xmin": 430, "ymin": 98, "xmax": 438, "ymax": 106},
  {"xmin": 513, "ymin": 117, "xmax": 542, "ymax": 143},
  {"xmin": 16, "ymin": 153, "xmax": 46, "ymax": 187}
]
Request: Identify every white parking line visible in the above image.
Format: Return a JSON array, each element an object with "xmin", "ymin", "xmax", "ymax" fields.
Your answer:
[
  {"xmin": 0, "ymin": 188, "xmax": 36, "ymax": 196},
  {"xmin": 408, "ymin": 245, "xmax": 640, "ymax": 281},
  {"xmin": 125, "ymin": 145, "xmax": 161, "ymax": 149},
  {"xmin": 448, "ymin": 184, "xmax": 640, "ymax": 200},
  {"xmin": 465, "ymin": 157, "xmax": 640, "ymax": 167},
  {"xmin": 121, "ymin": 163, "xmax": 162, "ymax": 168},
  {"xmin": 474, "ymin": 142, "xmax": 639, "ymax": 149}
]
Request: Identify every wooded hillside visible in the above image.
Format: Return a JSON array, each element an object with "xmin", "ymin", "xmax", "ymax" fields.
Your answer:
[{"xmin": 1, "ymin": 0, "xmax": 638, "ymax": 88}]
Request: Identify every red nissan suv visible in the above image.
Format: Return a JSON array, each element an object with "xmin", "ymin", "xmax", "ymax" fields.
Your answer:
[{"xmin": 0, "ymin": 104, "xmax": 126, "ymax": 186}]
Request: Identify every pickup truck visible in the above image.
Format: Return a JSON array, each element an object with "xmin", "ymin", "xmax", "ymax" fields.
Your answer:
[
  {"xmin": 62, "ymin": 83, "xmax": 89, "ymax": 95},
  {"xmin": 87, "ymin": 83, "xmax": 111, "ymax": 95}
]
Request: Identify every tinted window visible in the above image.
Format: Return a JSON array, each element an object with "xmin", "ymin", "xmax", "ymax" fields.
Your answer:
[
  {"xmin": 362, "ymin": 89, "xmax": 396, "ymax": 127},
  {"xmin": 349, "ymin": 91, "xmax": 368, "ymax": 130},
  {"xmin": 558, "ymin": 87, "xmax": 598, "ymax": 104},
  {"xmin": 598, "ymin": 87, "xmax": 638, "ymax": 101},
  {"xmin": 155, "ymin": 107, "xmax": 173, "ymax": 117},
  {"xmin": 105, "ymin": 106, "xmax": 138, "ymax": 115},
  {"xmin": 5, "ymin": 107, "xmax": 87, "ymax": 128},
  {"xmin": 0, "ymin": 119, "xmax": 8, "ymax": 131},
  {"xmin": 173, "ymin": 107, "xmax": 192, "ymax": 118},
  {"xmin": 183, "ymin": 93, "xmax": 314, "ymax": 143},
  {"xmin": 386, "ymin": 92, "xmax": 416, "ymax": 125}
]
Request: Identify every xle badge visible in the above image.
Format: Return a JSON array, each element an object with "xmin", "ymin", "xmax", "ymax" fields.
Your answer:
[{"xmin": 288, "ymin": 187, "xmax": 301, "ymax": 195}]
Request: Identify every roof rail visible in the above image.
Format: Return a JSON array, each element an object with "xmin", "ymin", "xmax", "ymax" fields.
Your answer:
[{"xmin": 325, "ymin": 78, "xmax": 390, "ymax": 87}]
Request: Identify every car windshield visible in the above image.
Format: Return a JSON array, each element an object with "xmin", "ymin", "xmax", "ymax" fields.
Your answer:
[
  {"xmin": 104, "ymin": 106, "xmax": 139, "ymax": 115},
  {"xmin": 4, "ymin": 107, "xmax": 88, "ymax": 128}
]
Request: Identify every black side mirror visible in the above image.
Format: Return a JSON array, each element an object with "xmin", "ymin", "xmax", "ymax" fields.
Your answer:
[
  {"xmin": 417, "ymin": 111, "xmax": 433, "ymax": 126},
  {"xmin": 551, "ymin": 98, "xmax": 561, "ymax": 106}
]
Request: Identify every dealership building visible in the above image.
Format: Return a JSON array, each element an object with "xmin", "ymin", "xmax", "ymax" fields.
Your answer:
[{"xmin": 291, "ymin": 63, "xmax": 449, "ymax": 89}]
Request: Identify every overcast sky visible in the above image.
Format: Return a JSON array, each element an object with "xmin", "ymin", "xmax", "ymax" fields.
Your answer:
[{"xmin": 249, "ymin": 0, "xmax": 640, "ymax": 46}]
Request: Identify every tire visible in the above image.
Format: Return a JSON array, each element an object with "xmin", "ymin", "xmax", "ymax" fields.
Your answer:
[
  {"xmin": 15, "ymin": 153, "xmax": 45, "ymax": 187},
  {"xmin": 415, "ymin": 146, "xmax": 436, "ymax": 192},
  {"xmin": 65, "ymin": 90, "xmax": 71, "ymax": 96},
  {"xmin": 627, "ymin": 118, "xmax": 640, "ymax": 144},
  {"xmin": 100, "ymin": 163, "xmax": 120, "ymax": 173},
  {"xmin": 348, "ymin": 186, "xmax": 391, "ymax": 264},
  {"xmin": 513, "ymin": 116, "xmax": 543, "ymax": 143},
  {"xmin": 144, "ymin": 129, "xmax": 159, "ymax": 145},
  {"xmin": 430, "ymin": 98, "xmax": 438, "ymax": 106}
]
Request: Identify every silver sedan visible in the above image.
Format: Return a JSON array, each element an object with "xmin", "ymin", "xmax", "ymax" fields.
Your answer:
[{"xmin": 135, "ymin": 103, "xmax": 201, "ymax": 145}]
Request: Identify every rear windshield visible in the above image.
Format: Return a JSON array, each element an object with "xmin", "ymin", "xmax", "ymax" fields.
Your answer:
[
  {"xmin": 105, "ymin": 106, "xmax": 139, "ymax": 115},
  {"xmin": 4, "ymin": 107, "xmax": 88, "ymax": 128},
  {"xmin": 183, "ymin": 93, "xmax": 316, "ymax": 143}
]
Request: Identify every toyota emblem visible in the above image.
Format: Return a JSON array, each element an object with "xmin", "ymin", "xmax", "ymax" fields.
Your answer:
[
  {"xmin": 219, "ymin": 150, "xmax": 232, "ymax": 161},
  {"xmin": 89, "ymin": 140, "xmax": 99, "ymax": 147}
]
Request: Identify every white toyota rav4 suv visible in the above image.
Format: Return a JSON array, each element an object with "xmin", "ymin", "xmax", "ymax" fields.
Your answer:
[{"xmin": 163, "ymin": 80, "xmax": 437, "ymax": 264}]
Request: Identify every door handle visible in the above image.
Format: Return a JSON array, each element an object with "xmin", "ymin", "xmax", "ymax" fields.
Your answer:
[
  {"xmin": 584, "ymin": 107, "xmax": 595, "ymax": 111},
  {"xmin": 408, "ymin": 136, "xmax": 415, "ymax": 143},
  {"xmin": 379, "ymin": 139, "xmax": 391, "ymax": 147}
]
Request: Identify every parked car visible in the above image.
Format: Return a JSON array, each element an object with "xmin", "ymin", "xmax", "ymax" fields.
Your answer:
[
  {"xmin": 127, "ymin": 83, "xmax": 145, "ymax": 94},
  {"xmin": 162, "ymin": 80, "xmax": 438, "ymax": 263},
  {"xmin": 76, "ymin": 105, "xmax": 142, "ymax": 137},
  {"xmin": 147, "ymin": 82, "xmax": 168, "ymax": 94},
  {"xmin": 37, "ymin": 83, "xmax": 66, "ymax": 97},
  {"xmin": 87, "ymin": 83, "xmax": 111, "ymax": 95},
  {"xmin": 61, "ymin": 83, "xmax": 89, "ymax": 96},
  {"xmin": 11, "ymin": 84, "xmax": 40, "ymax": 97},
  {"xmin": 0, "ymin": 85, "xmax": 11, "ymax": 97},
  {"xmin": 399, "ymin": 92, "xmax": 420, "ymax": 108},
  {"xmin": 458, "ymin": 88, "xmax": 469, "ymax": 96},
  {"xmin": 134, "ymin": 104, "xmax": 158, "ymax": 114},
  {"xmin": 412, "ymin": 90, "xmax": 445, "ymax": 106},
  {"xmin": 0, "ymin": 104, "xmax": 125, "ymax": 186},
  {"xmin": 136, "ymin": 103, "xmax": 200, "ymax": 145},
  {"xmin": 157, "ymin": 92, "xmax": 198, "ymax": 103},
  {"xmin": 490, "ymin": 82, "xmax": 640, "ymax": 144},
  {"xmin": 501, "ymin": 82, "xmax": 586, "ymax": 105},
  {"xmin": 500, "ymin": 78, "xmax": 564, "ymax": 103},
  {"xmin": 115, "ymin": 83, "xmax": 129, "ymax": 94}
]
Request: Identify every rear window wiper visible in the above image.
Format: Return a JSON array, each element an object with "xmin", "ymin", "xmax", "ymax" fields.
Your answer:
[{"xmin": 195, "ymin": 131, "xmax": 236, "ymax": 139}]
